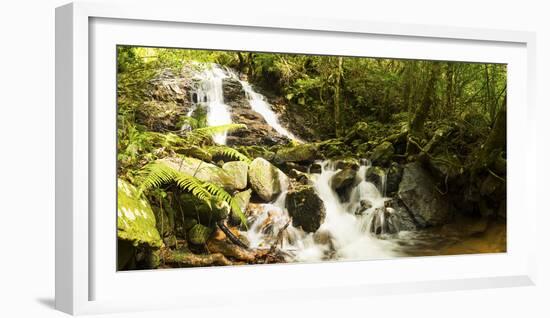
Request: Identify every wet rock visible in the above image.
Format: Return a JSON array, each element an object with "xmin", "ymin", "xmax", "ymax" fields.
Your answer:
[
  {"xmin": 283, "ymin": 162, "xmax": 308, "ymax": 173},
  {"xmin": 386, "ymin": 199, "xmax": 417, "ymax": 232},
  {"xmin": 386, "ymin": 162, "xmax": 403, "ymax": 195},
  {"xmin": 369, "ymin": 206, "xmax": 398, "ymax": 235},
  {"xmin": 288, "ymin": 169, "xmax": 311, "ymax": 185},
  {"xmin": 333, "ymin": 158, "xmax": 360, "ymax": 170},
  {"xmin": 275, "ymin": 143, "xmax": 320, "ymax": 164},
  {"xmin": 117, "ymin": 179, "xmax": 163, "ymax": 248},
  {"xmin": 365, "ymin": 166, "xmax": 386, "ymax": 193},
  {"xmin": 222, "ymin": 77, "xmax": 291, "ymax": 146},
  {"xmin": 370, "ymin": 141, "xmax": 394, "ymax": 166},
  {"xmin": 330, "ymin": 168, "xmax": 356, "ymax": 193},
  {"xmin": 222, "ymin": 77, "xmax": 246, "ymax": 101},
  {"xmin": 248, "ymin": 157, "xmax": 289, "ymax": 202},
  {"xmin": 286, "ymin": 185, "xmax": 326, "ymax": 233},
  {"xmin": 398, "ymin": 162, "xmax": 453, "ymax": 226},
  {"xmin": 354, "ymin": 200, "xmax": 373, "ymax": 216},
  {"xmin": 222, "ymin": 161, "xmax": 249, "ymax": 190},
  {"xmin": 159, "ymin": 157, "xmax": 240, "ymax": 191},
  {"xmin": 369, "ymin": 200, "xmax": 417, "ymax": 234},
  {"xmin": 309, "ymin": 162, "xmax": 322, "ymax": 174}
]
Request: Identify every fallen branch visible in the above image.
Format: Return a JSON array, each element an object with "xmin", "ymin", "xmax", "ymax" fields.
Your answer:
[
  {"xmin": 161, "ymin": 248, "xmax": 234, "ymax": 267},
  {"xmin": 217, "ymin": 220, "xmax": 249, "ymax": 249}
]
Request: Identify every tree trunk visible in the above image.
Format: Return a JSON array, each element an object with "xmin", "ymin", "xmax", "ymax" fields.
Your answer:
[
  {"xmin": 334, "ymin": 57, "xmax": 344, "ymax": 137},
  {"xmin": 407, "ymin": 62, "xmax": 441, "ymax": 154},
  {"xmin": 445, "ymin": 62, "xmax": 454, "ymax": 111},
  {"xmin": 479, "ymin": 93, "xmax": 507, "ymax": 167}
]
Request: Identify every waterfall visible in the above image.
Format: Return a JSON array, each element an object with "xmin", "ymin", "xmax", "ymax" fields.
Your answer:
[
  {"xmin": 193, "ymin": 64, "xmax": 233, "ymax": 144},
  {"xmin": 245, "ymin": 160, "xmax": 400, "ymax": 263},
  {"xmin": 236, "ymin": 79, "xmax": 301, "ymax": 142},
  {"xmin": 191, "ymin": 63, "xmax": 300, "ymax": 144}
]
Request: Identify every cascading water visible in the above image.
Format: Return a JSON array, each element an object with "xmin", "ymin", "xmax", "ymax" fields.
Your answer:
[
  {"xmin": 236, "ymin": 79, "xmax": 301, "ymax": 142},
  {"xmin": 193, "ymin": 64, "xmax": 233, "ymax": 144},
  {"xmin": 190, "ymin": 63, "xmax": 300, "ymax": 143},
  {"xmin": 245, "ymin": 160, "xmax": 401, "ymax": 263}
]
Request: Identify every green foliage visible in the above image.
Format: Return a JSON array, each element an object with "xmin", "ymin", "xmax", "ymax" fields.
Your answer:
[
  {"xmin": 206, "ymin": 145, "xmax": 252, "ymax": 163},
  {"xmin": 184, "ymin": 123, "xmax": 247, "ymax": 145},
  {"xmin": 138, "ymin": 161, "xmax": 247, "ymax": 227}
]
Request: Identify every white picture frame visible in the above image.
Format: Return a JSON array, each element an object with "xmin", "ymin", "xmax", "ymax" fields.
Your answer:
[{"xmin": 55, "ymin": 1, "xmax": 537, "ymax": 315}]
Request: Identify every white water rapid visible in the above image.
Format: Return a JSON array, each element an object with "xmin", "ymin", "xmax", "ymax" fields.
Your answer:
[
  {"xmin": 190, "ymin": 63, "xmax": 300, "ymax": 144},
  {"xmin": 245, "ymin": 160, "xmax": 400, "ymax": 263}
]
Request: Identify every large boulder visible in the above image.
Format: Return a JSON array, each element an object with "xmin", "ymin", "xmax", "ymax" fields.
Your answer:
[
  {"xmin": 398, "ymin": 162, "xmax": 453, "ymax": 226},
  {"xmin": 286, "ymin": 185, "xmax": 326, "ymax": 233},
  {"xmin": 158, "ymin": 157, "xmax": 239, "ymax": 191},
  {"xmin": 117, "ymin": 179, "xmax": 163, "ymax": 248},
  {"xmin": 222, "ymin": 161, "xmax": 249, "ymax": 190},
  {"xmin": 275, "ymin": 143, "xmax": 320, "ymax": 164},
  {"xmin": 248, "ymin": 157, "xmax": 289, "ymax": 202}
]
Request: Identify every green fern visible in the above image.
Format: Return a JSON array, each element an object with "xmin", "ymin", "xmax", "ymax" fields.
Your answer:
[
  {"xmin": 186, "ymin": 123, "xmax": 247, "ymax": 144},
  {"xmin": 138, "ymin": 161, "xmax": 247, "ymax": 227},
  {"xmin": 206, "ymin": 145, "xmax": 252, "ymax": 163}
]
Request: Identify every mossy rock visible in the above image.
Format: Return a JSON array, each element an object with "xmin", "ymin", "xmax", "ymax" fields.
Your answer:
[
  {"xmin": 274, "ymin": 143, "xmax": 320, "ymax": 164},
  {"xmin": 370, "ymin": 141, "xmax": 394, "ymax": 166},
  {"xmin": 158, "ymin": 156, "xmax": 239, "ymax": 191},
  {"xmin": 330, "ymin": 168, "xmax": 356, "ymax": 193},
  {"xmin": 179, "ymin": 194, "xmax": 230, "ymax": 225},
  {"xmin": 248, "ymin": 157, "xmax": 289, "ymax": 202},
  {"xmin": 229, "ymin": 189, "xmax": 252, "ymax": 226},
  {"xmin": 235, "ymin": 145, "xmax": 276, "ymax": 162},
  {"xmin": 222, "ymin": 161, "xmax": 249, "ymax": 190},
  {"xmin": 344, "ymin": 122, "xmax": 369, "ymax": 143},
  {"xmin": 318, "ymin": 139, "xmax": 349, "ymax": 158},
  {"xmin": 333, "ymin": 158, "xmax": 360, "ymax": 170},
  {"xmin": 117, "ymin": 179, "xmax": 163, "ymax": 248},
  {"xmin": 176, "ymin": 145, "xmax": 213, "ymax": 162},
  {"xmin": 188, "ymin": 224, "xmax": 213, "ymax": 245}
]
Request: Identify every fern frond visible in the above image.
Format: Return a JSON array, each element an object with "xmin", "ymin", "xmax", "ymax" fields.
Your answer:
[
  {"xmin": 206, "ymin": 145, "xmax": 252, "ymax": 163},
  {"xmin": 187, "ymin": 124, "xmax": 247, "ymax": 144},
  {"xmin": 202, "ymin": 182, "xmax": 247, "ymax": 228},
  {"xmin": 138, "ymin": 162, "xmax": 213, "ymax": 207},
  {"xmin": 138, "ymin": 161, "xmax": 247, "ymax": 227}
]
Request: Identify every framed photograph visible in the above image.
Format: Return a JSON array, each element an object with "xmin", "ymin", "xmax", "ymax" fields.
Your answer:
[{"xmin": 56, "ymin": 1, "xmax": 537, "ymax": 315}]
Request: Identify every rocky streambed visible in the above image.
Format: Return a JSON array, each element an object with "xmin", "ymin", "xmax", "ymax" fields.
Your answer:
[{"xmin": 117, "ymin": 62, "xmax": 506, "ymax": 270}]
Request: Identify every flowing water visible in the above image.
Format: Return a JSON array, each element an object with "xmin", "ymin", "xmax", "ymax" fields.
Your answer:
[
  {"xmin": 190, "ymin": 64, "xmax": 300, "ymax": 144},
  {"xmin": 246, "ymin": 160, "xmax": 401, "ymax": 262},
  {"xmin": 188, "ymin": 64, "xmax": 505, "ymax": 260},
  {"xmin": 236, "ymin": 78, "xmax": 301, "ymax": 142},
  {"xmin": 193, "ymin": 64, "xmax": 233, "ymax": 144}
]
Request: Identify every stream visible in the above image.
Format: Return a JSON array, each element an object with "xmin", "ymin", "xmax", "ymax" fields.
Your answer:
[{"xmin": 189, "ymin": 63, "xmax": 506, "ymax": 262}]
